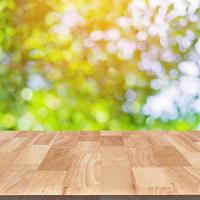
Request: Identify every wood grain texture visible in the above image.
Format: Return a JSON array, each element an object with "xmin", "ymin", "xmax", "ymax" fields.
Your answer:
[{"xmin": 0, "ymin": 131, "xmax": 200, "ymax": 195}]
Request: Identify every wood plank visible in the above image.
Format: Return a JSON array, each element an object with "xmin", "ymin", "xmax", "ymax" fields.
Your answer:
[
  {"xmin": 136, "ymin": 187, "xmax": 178, "ymax": 195},
  {"xmin": 100, "ymin": 136, "xmax": 124, "ymax": 146},
  {"xmin": 14, "ymin": 145, "xmax": 49, "ymax": 165},
  {"xmin": 133, "ymin": 167, "xmax": 173, "ymax": 188},
  {"xmin": 101, "ymin": 147, "xmax": 131, "ymax": 167},
  {"xmin": 0, "ymin": 137, "xmax": 27, "ymax": 153},
  {"xmin": 64, "ymin": 153, "xmax": 100, "ymax": 195},
  {"xmin": 152, "ymin": 146, "xmax": 191, "ymax": 167},
  {"xmin": 0, "ymin": 151, "xmax": 21, "ymax": 170},
  {"xmin": 24, "ymin": 171, "xmax": 67, "ymax": 195},
  {"xmin": 101, "ymin": 165, "xmax": 135, "ymax": 194},
  {"xmin": 185, "ymin": 131, "xmax": 200, "ymax": 142},
  {"xmin": 101, "ymin": 147, "xmax": 135, "ymax": 194},
  {"xmin": 39, "ymin": 147, "xmax": 74, "ymax": 171},
  {"xmin": 79, "ymin": 131, "xmax": 100, "ymax": 141},
  {"xmin": 0, "ymin": 170, "xmax": 35, "ymax": 195},
  {"xmin": 183, "ymin": 153, "xmax": 200, "ymax": 166},
  {"xmin": 127, "ymin": 137, "xmax": 160, "ymax": 167},
  {"xmin": 165, "ymin": 167, "xmax": 200, "ymax": 194},
  {"xmin": 53, "ymin": 132, "xmax": 79, "ymax": 148},
  {"xmin": 165, "ymin": 134, "xmax": 200, "ymax": 154},
  {"xmin": 0, "ymin": 132, "xmax": 18, "ymax": 139},
  {"xmin": 0, "ymin": 131, "xmax": 199, "ymax": 195},
  {"xmin": 34, "ymin": 133, "xmax": 57, "ymax": 145},
  {"xmin": 75, "ymin": 141, "xmax": 100, "ymax": 153},
  {"xmin": 146, "ymin": 135, "xmax": 172, "ymax": 146}
]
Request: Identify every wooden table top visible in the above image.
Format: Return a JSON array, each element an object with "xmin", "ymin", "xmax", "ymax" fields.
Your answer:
[{"xmin": 0, "ymin": 131, "xmax": 200, "ymax": 195}]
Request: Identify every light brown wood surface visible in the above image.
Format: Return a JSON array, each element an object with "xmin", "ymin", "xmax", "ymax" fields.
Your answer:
[{"xmin": 0, "ymin": 131, "xmax": 200, "ymax": 195}]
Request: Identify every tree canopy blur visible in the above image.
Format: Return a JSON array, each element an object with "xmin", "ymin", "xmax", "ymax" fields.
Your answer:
[{"xmin": 1, "ymin": 0, "xmax": 200, "ymax": 130}]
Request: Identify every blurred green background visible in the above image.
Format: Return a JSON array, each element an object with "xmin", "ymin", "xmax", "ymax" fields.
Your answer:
[{"xmin": 1, "ymin": 0, "xmax": 200, "ymax": 131}]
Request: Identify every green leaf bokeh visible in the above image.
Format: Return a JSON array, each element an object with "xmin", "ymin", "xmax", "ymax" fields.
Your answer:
[{"xmin": 1, "ymin": 0, "xmax": 200, "ymax": 130}]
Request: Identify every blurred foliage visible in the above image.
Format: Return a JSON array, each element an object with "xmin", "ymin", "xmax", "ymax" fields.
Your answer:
[{"xmin": 0, "ymin": 0, "xmax": 200, "ymax": 130}]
